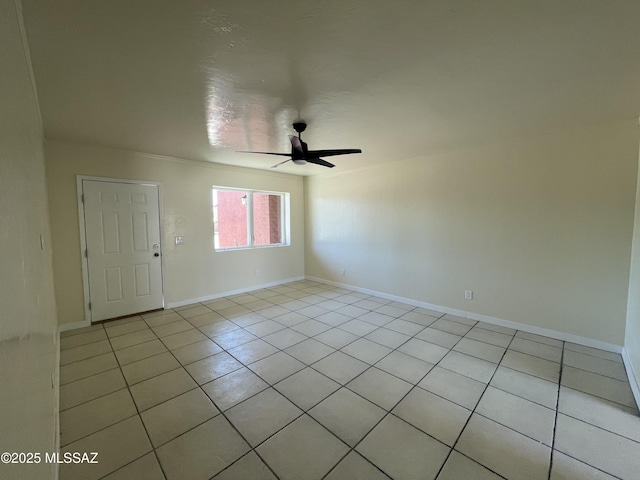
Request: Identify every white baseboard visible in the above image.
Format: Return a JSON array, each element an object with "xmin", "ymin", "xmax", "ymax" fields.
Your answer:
[
  {"xmin": 165, "ymin": 276, "xmax": 306, "ymax": 309},
  {"xmin": 58, "ymin": 320, "xmax": 91, "ymax": 333},
  {"xmin": 621, "ymin": 348, "xmax": 640, "ymax": 411},
  {"xmin": 306, "ymin": 276, "xmax": 624, "ymax": 354}
]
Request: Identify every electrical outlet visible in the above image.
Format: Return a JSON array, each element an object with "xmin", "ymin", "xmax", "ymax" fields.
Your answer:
[
  {"xmin": 465, "ymin": 290, "xmax": 473, "ymax": 300},
  {"xmin": 340, "ymin": 268, "xmax": 345, "ymax": 276},
  {"xmin": 255, "ymin": 270, "xmax": 261, "ymax": 277}
]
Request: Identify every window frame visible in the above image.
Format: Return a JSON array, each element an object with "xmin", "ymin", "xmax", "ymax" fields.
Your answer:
[{"xmin": 212, "ymin": 186, "xmax": 290, "ymax": 251}]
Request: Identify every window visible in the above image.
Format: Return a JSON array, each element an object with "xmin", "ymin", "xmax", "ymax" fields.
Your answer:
[{"xmin": 212, "ymin": 187, "xmax": 289, "ymax": 250}]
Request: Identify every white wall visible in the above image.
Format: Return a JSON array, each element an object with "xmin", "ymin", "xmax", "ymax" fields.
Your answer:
[
  {"xmin": 625, "ymin": 131, "xmax": 640, "ymax": 403},
  {"xmin": 45, "ymin": 140, "xmax": 305, "ymax": 327},
  {"xmin": 0, "ymin": 0, "xmax": 59, "ymax": 478},
  {"xmin": 305, "ymin": 120, "xmax": 639, "ymax": 346}
]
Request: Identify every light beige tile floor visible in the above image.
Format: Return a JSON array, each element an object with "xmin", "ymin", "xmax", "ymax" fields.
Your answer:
[{"xmin": 58, "ymin": 280, "xmax": 640, "ymax": 480}]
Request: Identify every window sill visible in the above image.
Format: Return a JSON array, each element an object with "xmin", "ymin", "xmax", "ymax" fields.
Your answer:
[{"xmin": 214, "ymin": 244, "xmax": 290, "ymax": 253}]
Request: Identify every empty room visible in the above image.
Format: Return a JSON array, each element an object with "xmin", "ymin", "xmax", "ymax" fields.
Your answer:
[{"xmin": 2, "ymin": 0, "xmax": 640, "ymax": 479}]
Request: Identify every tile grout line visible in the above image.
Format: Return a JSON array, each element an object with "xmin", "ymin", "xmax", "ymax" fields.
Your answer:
[
  {"xmin": 304, "ymin": 321, "xmax": 433, "ymax": 399},
  {"xmin": 203, "ymin": 301, "xmax": 422, "ymax": 385},
  {"xmin": 136, "ymin": 306, "xmax": 283, "ymax": 479},
  {"xmin": 206, "ymin": 298, "xmax": 437, "ymax": 479},
  {"xmin": 194, "ymin": 287, "xmax": 364, "ymax": 477},
  {"xmin": 59, "ymin": 389, "xmax": 138, "ymax": 447},
  {"xmin": 405, "ymin": 331, "xmax": 566, "ymax": 448},
  {"xmin": 476, "ymin": 365, "xmax": 556, "ymax": 410},
  {"xmin": 557, "ymin": 377, "xmax": 637, "ymax": 409},
  {"xmin": 152, "ymin": 318, "xmax": 286, "ymax": 480},
  {"xmin": 62, "ymin": 416, "xmax": 154, "ymax": 478},
  {"xmin": 204, "ymin": 284, "xmax": 377, "ymax": 477},
  {"xmin": 321, "ymin": 317, "xmax": 502, "ymax": 479},
  {"xmin": 561, "ymin": 362, "xmax": 633, "ymax": 383},
  {"xmin": 550, "ymin": 347, "xmax": 630, "ymax": 480},
  {"xmin": 98, "ymin": 296, "xmax": 360, "ymax": 419},
  {"xmin": 59, "ymin": 382, "xmax": 131, "ymax": 415},
  {"xmin": 207, "ymin": 449, "xmax": 280, "ymax": 480},
  {"xmin": 320, "ymin": 349, "xmax": 455, "ymax": 478},
  {"xmin": 59, "ymin": 363, "xmax": 120, "ymax": 388},
  {"xmin": 102, "ymin": 322, "xmax": 170, "ymax": 480},
  {"xmin": 556, "ymin": 409, "xmax": 640, "ymax": 446},
  {"xmin": 548, "ymin": 450, "xmax": 626, "ymax": 480},
  {"xmin": 144, "ymin": 298, "xmax": 437, "ymax": 474},
  {"xmin": 547, "ymin": 342, "xmax": 565, "ymax": 480},
  {"xmin": 430, "ymin": 326, "xmax": 517, "ymax": 480}
]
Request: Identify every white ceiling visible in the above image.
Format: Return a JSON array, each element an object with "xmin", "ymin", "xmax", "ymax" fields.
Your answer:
[{"xmin": 21, "ymin": 0, "xmax": 640, "ymax": 175}]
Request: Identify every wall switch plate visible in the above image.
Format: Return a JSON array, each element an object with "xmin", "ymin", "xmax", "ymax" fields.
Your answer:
[
  {"xmin": 340, "ymin": 269, "xmax": 345, "ymax": 276},
  {"xmin": 175, "ymin": 236, "xmax": 185, "ymax": 246},
  {"xmin": 465, "ymin": 290, "xmax": 473, "ymax": 300},
  {"xmin": 255, "ymin": 270, "xmax": 261, "ymax": 277}
]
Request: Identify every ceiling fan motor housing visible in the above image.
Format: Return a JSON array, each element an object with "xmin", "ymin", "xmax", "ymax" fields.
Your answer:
[{"xmin": 292, "ymin": 122, "xmax": 307, "ymax": 134}]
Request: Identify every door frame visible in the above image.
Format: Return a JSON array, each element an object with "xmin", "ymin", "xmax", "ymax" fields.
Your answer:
[{"xmin": 77, "ymin": 175, "xmax": 165, "ymax": 323}]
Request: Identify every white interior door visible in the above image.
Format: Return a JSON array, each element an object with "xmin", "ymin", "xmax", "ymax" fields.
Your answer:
[{"xmin": 82, "ymin": 180, "xmax": 163, "ymax": 321}]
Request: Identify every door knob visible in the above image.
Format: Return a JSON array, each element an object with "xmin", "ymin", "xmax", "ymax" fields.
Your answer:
[{"xmin": 154, "ymin": 253, "xmax": 160, "ymax": 257}]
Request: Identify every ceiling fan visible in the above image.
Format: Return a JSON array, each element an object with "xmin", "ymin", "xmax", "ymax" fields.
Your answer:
[{"xmin": 238, "ymin": 122, "xmax": 362, "ymax": 168}]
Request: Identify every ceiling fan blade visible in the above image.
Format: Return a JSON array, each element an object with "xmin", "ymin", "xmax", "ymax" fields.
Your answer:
[
  {"xmin": 270, "ymin": 158, "xmax": 292, "ymax": 168},
  {"xmin": 306, "ymin": 148, "xmax": 362, "ymax": 158},
  {"xmin": 237, "ymin": 151, "xmax": 291, "ymax": 157},
  {"xmin": 306, "ymin": 157, "xmax": 335, "ymax": 168},
  {"xmin": 289, "ymin": 135, "xmax": 305, "ymax": 156}
]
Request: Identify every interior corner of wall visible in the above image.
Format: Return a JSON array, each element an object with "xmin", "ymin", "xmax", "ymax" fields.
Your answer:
[{"xmin": 622, "ymin": 347, "xmax": 640, "ymax": 411}]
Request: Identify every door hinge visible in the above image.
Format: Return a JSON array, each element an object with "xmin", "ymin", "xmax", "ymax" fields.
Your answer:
[
  {"xmin": 85, "ymin": 249, "xmax": 88, "ymax": 258},
  {"xmin": 81, "ymin": 194, "xmax": 85, "ymax": 203},
  {"xmin": 88, "ymin": 302, "xmax": 92, "ymax": 310}
]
